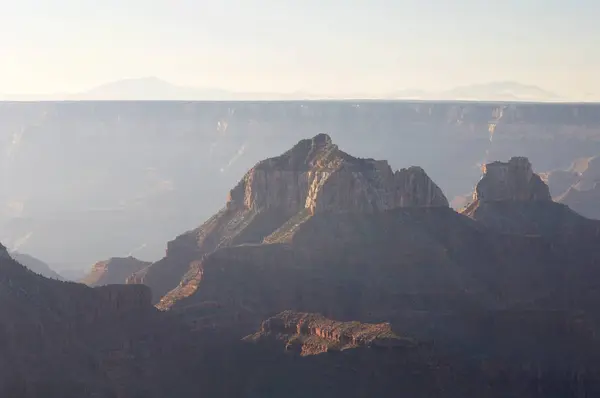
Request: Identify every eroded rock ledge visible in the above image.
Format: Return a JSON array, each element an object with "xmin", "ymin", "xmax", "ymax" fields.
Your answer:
[
  {"xmin": 244, "ymin": 311, "xmax": 413, "ymax": 356},
  {"xmin": 132, "ymin": 133, "xmax": 448, "ymax": 303}
]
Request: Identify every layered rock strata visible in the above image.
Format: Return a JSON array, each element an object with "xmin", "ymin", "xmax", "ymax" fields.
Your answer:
[
  {"xmin": 244, "ymin": 311, "xmax": 413, "ymax": 356},
  {"xmin": 130, "ymin": 134, "xmax": 447, "ymax": 302}
]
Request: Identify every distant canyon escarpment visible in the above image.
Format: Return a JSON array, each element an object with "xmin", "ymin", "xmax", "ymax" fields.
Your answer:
[{"xmin": 1, "ymin": 101, "xmax": 600, "ymax": 267}]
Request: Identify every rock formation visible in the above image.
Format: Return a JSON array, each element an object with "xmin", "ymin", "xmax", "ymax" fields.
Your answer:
[
  {"xmin": 245, "ymin": 311, "xmax": 413, "ymax": 356},
  {"xmin": 473, "ymin": 157, "xmax": 551, "ymax": 202},
  {"xmin": 80, "ymin": 256, "xmax": 150, "ymax": 287},
  {"xmin": 151, "ymin": 146, "xmax": 600, "ymax": 388},
  {"xmin": 129, "ymin": 134, "xmax": 448, "ymax": 302},
  {"xmin": 6, "ymin": 135, "xmax": 600, "ymax": 396},
  {"xmin": 462, "ymin": 157, "xmax": 600, "ymax": 236},
  {"xmin": 228, "ymin": 133, "xmax": 448, "ymax": 214}
]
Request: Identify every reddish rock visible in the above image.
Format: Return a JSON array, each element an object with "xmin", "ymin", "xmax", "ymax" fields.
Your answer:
[{"xmin": 245, "ymin": 311, "xmax": 414, "ymax": 356}]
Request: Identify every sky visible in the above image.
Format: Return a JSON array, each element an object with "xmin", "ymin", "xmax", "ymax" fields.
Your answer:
[{"xmin": 0, "ymin": 0, "xmax": 599, "ymax": 98}]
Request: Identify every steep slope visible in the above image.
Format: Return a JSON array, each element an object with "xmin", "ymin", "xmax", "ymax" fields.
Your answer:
[
  {"xmin": 0, "ymin": 242, "xmax": 205, "ymax": 398},
  {"xmin": 9, "ymin": 251, "xmax": 63, "ymax": 280},
  {"xmin": 160, "ymin": 207, "xmax": 600, "ymax": 317},
  {"xmin": 80, "ymin": 256, "xmax": 151, "ymax": 287},
  {"xmin": 129, "ymin": 134, "xmax": 447, "ymax": 302}
]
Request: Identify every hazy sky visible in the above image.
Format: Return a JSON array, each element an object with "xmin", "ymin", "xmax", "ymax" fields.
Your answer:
[{"xmin": 1, "ymin": 0, "xmax": 598, "ymax": 97}]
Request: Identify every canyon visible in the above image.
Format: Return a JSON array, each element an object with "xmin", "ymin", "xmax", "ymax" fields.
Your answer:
[
  {"xmin": 2, "ymin": 101, "xmax": 600, "ymax": 269},
  {"xmin": 2, "ymin": 108, "xmax": 600, "ymax": 396}
]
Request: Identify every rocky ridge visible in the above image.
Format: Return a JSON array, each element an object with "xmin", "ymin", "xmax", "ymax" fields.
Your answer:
[
  {"xmin": 130, "ymin": 134, "xmax": 447, "ymax": 302},
  {"xmin": 0, "ymin": 248, "xmax": 207, "ymax": 397}
]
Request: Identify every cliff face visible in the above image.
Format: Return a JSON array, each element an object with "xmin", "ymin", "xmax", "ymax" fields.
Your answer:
[
  {"xmin": 80, "ymin": 256, "xmax": 150, "ymax": 287},
  {"xmin": 131, "ymin": 134, "xmax": 447, "ymax": 302},
  {"xmin": 473, "ymin": 157, "xmax": 551, "ymax": 202},
  {"xmin": 460, "ymin": 157, "xmax": 595, "ymax": 235},
  {"xmin": 229, "ymin": 133, "xmax": 448, "ymax": 214}
]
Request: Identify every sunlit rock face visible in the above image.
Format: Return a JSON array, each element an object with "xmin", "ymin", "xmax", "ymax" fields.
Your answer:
[{"xmin": 228, "ymin": 133, "xmax": 448, "ymax": 215}]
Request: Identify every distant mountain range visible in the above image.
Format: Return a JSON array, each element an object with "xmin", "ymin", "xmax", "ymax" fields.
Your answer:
[{"xmin": 0, "ymin": 77, "xmax": 583, "ymax": 101}]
